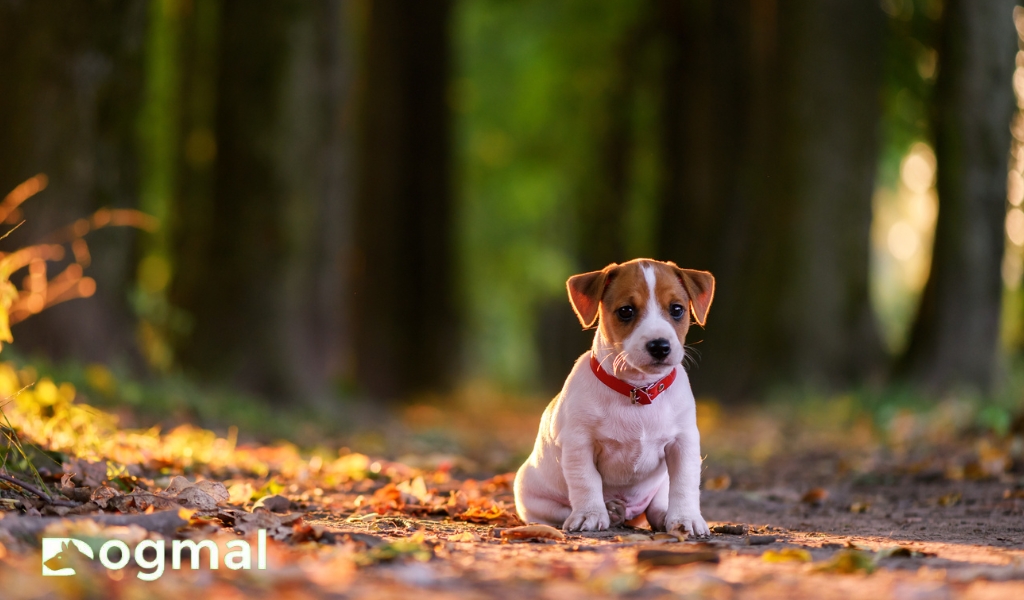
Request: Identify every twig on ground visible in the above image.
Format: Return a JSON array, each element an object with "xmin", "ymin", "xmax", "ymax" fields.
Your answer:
[{"xmin": 0, "ymin": 472, "xmax": 79, "ymax": 507}]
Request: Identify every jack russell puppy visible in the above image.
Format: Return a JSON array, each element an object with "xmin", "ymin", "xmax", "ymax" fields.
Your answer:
[{"xmin": 514, "ymin": 259, "xmax": 714, "ymax": 535}]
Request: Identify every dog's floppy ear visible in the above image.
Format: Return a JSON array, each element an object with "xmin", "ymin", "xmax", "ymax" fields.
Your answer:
[
  {"xmin": 566, "ymin": 264, "xmax": 616, "ymax": 329},
  {"xmin": 674, "ymin": 267, "xmax": 715, "ymax": 327}
]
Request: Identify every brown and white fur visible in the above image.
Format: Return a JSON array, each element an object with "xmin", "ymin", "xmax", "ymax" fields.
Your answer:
[{"xmin": 514, "ymin": 259, "xmax": 714, "ymax": 535}]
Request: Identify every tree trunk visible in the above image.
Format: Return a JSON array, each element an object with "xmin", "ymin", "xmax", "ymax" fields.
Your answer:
[
  {"xmin": 657, "ymin": 0, "xmax": 886, "ymax": 399},
  {"xmin": 0, "ymin": 0, "xmax": 147, "ymax": 366},
  {"xmin": 173, "ymin": 0, "xmax": 358, "ymax": 405},
  {"xmin": 353, "ymin": 0, "xmax": 457, "ymax": 399},
  {"xmin": 897, "ymin": 0, "xmax": 1017, "ymax": 393}
]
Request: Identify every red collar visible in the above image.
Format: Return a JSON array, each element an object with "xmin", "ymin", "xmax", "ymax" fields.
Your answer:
[{"xmin": 589, "ymin": 354, "xmax": 677, "ymax": 405}]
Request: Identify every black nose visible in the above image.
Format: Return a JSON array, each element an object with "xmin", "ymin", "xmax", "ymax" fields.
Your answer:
[{"xmin": 646, "ymin": 338, "xmax": 671, "ymax": 360}]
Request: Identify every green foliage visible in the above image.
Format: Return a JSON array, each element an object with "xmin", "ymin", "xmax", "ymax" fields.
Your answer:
[
  {"xmin": 455, "ymin": 0, "xmax": 657, "ymax": 387},
  {"xmin": 877, "ymin": 0, "xmax": 942, "ymax": 189},
  {"xmin": 2, "ymin": 351, "xmax": 324, "ymax": 444}
]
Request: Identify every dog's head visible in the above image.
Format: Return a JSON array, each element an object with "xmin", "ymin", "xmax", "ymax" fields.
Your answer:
[{"xmin": 567, "ymin": 259, "xmax": 714, "ymax": 376}]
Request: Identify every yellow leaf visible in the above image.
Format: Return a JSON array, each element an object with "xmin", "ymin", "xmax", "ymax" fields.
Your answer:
[
  {"xmin": 762, "ymin": 548, "xmax": 812, "ymax": 563},
  {"xmin": 813, "ymin": 550, "xmax": 876, "ymax": 574}
]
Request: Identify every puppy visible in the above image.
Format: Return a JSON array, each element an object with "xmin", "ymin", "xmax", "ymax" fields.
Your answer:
[{"xmin": 514, "ymin": 259, "xmax": 714, "ymax": 535}]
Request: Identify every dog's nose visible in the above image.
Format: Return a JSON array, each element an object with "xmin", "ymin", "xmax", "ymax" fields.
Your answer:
[{"xmin": 645, "ymin": 338, "xmax": 671, "ymax": 360}]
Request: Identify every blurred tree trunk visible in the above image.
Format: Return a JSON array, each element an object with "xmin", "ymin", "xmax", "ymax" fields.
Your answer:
[
  {"xmin": 657, "ymin": 0, "xmax": 886, "ymax": 399},
  {"xmin": 0, "ymin": 0, "xmax": 146, "ymax": 366},
  {"xmin": 536, "ymin": 9, "xmax": 657, "ymax": 393},
  {"xmin": 897, "ymin": 0, "xmax": 1017, "ymax": 393},
  {"xmin": 173, "ymin": 0, "xmax": 358, "ymax": 405},
  {"xmin": 353, "ymin": 0, "xmax": 457, "ymax": 399}
]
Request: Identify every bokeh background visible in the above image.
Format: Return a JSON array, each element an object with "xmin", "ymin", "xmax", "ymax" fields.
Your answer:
[{"xmin": 1, "ymin": 0, "xmax": 1023, "ymax": 453}]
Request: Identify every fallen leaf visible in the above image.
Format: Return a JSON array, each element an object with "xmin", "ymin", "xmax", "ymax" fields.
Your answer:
[
  {"xmin": 500, "ymin": 524, "xmax": 565, "ymax": 541},
  {"xmin": 457, "ymin": 503, "xmax": 523, "ymax": 527},
  {"xmin": 450, "ymin": 532, "xmax": 481, "ymax": 542},
  {"xmin": 849, "ymin": 502, "xmax": 870, "ymax": 513},
  {"xmin": 108, "ymin": 490, "xmax": 179, "ymax": 513},
  {"xmin": 652, "ymin": 532, "xmax": 683, "ymax": 542},
  {"xmin": 937, "ymin": 492, "xmax": 961, "ymax": 507},
  {"xmin": 801, "ymin": 488, "xmax": 829, "ymax": 505},
  {"xmin": 89, "ymin": 485, "xmax": 121, "ymax": 508},
  {"xmin": 762, "ymin": 548, "xmax": 812, "ymax": 563},
  {"xmin": 253, "ymin": 494, "xmax": 291, "ymax": 513},
  {"xmin": 164, "ymin": 476, "xmax": 194, "ymax": 496},
  {"xmin": 711, "ymin": 523, "xmax": 748, "ymax": 535},
  {"xmin": 616, "ymin": 533, "xmax": 653, "ymax": 542},
  {"xmin": 814, "ymin": 550, "xmax": 876, "ymax": 574},
  {"xmin": 877, "ymin": 546, "xmax": 934, "ymax": 559},
  {"xmin": 395, "ymin": 476, "xmax": 432, "ymax": 504},
  {"xmin": 636, "ymin": 549, "xmax": 719, "ymax": 567},
  {"xmin": 193, "ymin": 480, "xmax": 230, "ymax": 504},
  {"xmin": 176, "ymin": 487, "xmax": 218, "ymax": 510},
  {"xmin": 354, "ymin": 533, "xmax": 433, "ymax": 565},
  {"xmin": 704, "ymin": 475, "xmax": 731, "ymax": 491}
]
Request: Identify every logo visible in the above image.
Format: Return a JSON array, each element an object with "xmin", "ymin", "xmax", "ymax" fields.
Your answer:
[
  {"xmin": 42, "ymin": 530, "xmax": 267, "ymax": 580},
  {"xmin": 42, "ymin": 538, "xmax": 95, "ymax": 576}
]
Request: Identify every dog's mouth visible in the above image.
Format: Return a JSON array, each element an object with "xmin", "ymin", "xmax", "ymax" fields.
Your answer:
[{"xmin": 613, "ymin": 353, "xmax": 676, "ymax": 379}]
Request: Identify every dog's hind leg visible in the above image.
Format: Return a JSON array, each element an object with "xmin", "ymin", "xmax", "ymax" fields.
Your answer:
[
  {"xmin": 643, "ymin": 480, "xmax": 670, "ymax": 531},
  {"xmin": 515, "ymin": 465, "xmax": 573, "ymax": 526},
  {"xmin": 517, "ymin": 493, "xmax": 572, "ymax": 527}
]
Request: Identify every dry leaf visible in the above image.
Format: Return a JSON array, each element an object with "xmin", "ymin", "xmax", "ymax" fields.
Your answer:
[
  {"xmin": 395, "ymin": 476, "xmax": 432, "ymax": 504},
  {"xmin": 877, "ymin": 546, "xmax": 934, "ymax": 558},
  {"xmin": 762, "ymin": 548, "xmax": 812, "ymax": 563},
  {"xmin": 253, "ymin": 494, "xmax": 291, "ymax": 513},
  {"xmin": 176, "ymin": 487, "xmax": 218, "ymax": 510},
  {"xmin": 801, "ymin": 488, "xmax": 829, "ymax": 505},
  {"xmin": 637, "ymin": 549, "xmax": 719, "ymax": 567},
  {"xmin": 652, "ymin": 532, "xmax": 683, "ymax": 542},
  {"xmin": 814, "ymin": 550, "xmax": 876, "ymax": 574},
  {"xmin": 164, "ymin": 476, "xmax": 194, "ymax": 496},
  {"xmin": 704, "ymin": 474, "xmax": 731, "ymax": 491},
  {"xmin": 450, "ymin": 532, "xmax": 481, "ymax": 542},
  {"xmin": 500, "ymin": 524, "xmax": 565, "ymax": 541},
  {"xmin": 193, "ymin": 480, "xmax": 230, "ymax": 504},
  {"xmin": 89, "ymin": 485, "xmax": 121, "ymax": 508},
  {"xmin": 616, "ymin": 533, "xmax": 653, "ymax": 542}
]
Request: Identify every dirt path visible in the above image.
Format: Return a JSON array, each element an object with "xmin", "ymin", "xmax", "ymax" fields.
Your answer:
[{"xmin": 294, "ymin": 469, "xmax": 1024, "ymax": 600}]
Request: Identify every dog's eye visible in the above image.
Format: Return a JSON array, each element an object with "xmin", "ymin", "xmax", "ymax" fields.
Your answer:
[
  {"xmin": 669, "ymin": 303, "xmax": 685, "ymax": 320},
  {"xmin": 616, "ymin": 306, "xmax": 635, "ymax": 321}
]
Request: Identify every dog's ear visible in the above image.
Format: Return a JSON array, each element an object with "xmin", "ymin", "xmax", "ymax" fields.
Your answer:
[
  {"xmin": 567, "ymin": 264, "xmax": 616, "ymax": 328},
  {"xmin": 674, "ymin": 267, "xmax": 715, "ymax": 327}
]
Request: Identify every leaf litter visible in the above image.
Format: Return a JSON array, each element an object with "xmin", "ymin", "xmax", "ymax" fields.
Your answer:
[{"xmin": 0, "ymin": 373, "xmax": 1023, "ymax": 597}]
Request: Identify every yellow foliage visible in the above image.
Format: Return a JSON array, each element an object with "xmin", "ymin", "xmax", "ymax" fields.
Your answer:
[{"xmin": 762, "ymin": 548, "xmax": 813, "ymax": 563}]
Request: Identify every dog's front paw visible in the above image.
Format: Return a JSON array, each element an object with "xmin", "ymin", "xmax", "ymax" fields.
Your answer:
[
  {"xmin": 563, "ymin": 506, "xmax": 611, "ymax": 532},
  {"xmin": 666, "ymin": 513, "xmax": 710, "ymax": 538}
]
